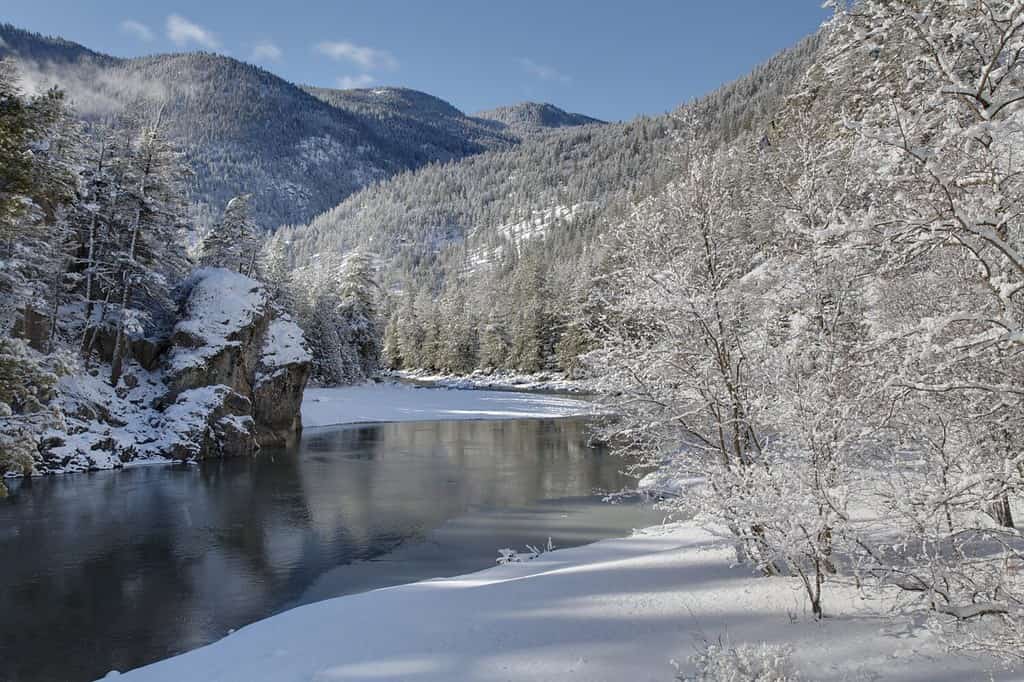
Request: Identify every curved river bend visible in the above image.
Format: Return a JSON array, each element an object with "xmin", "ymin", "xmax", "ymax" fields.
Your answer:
[{"xmin": 0, "ymin": 416, "xmax": 660, "ymax": 682}]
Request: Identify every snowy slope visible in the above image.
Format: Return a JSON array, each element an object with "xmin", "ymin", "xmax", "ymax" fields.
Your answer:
[
  {"xmin": 112, "ymin": 522, "xmax": 1016, "ymax": 681},
  {"xmin": 302, "ymin": 383, "xmax": 598, "ymax": 427}
]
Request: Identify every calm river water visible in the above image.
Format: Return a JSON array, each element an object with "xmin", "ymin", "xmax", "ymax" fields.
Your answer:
[{"xmin": 0, "ymin": 416, "xmax": 660, "ymax": 682}]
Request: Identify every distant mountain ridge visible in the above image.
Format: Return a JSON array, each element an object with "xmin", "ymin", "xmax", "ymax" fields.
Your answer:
[
  {"xmin": 277, "ymin": 31, "xmax": 823, "ymax": 299},
  {"xmin": 475, "ymin": 102, "xmax": 604, "ymax": 134},
  {"xmin": 301, "ymin": 85, "xmax": 518, "ymax": 166},
  {"xmin": 0, "ymin": 24, "xmax": 602, "ymax": 231}
]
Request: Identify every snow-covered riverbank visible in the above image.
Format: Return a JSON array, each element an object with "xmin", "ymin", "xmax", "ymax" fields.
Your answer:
[
  {"xmin": 97, "ymin": 385, "xmax": 1017, "ymax": 681},
  {"xmin": 111, "ymin": 520, "xmax": 1013, "ymax": 681},
  {"xmin": 391, "ymin": 369, "xmax": 596, "ymax": 394},
  {"xmin": 301, "ymin": 382, "xmax": 599, "ymax": 428}
]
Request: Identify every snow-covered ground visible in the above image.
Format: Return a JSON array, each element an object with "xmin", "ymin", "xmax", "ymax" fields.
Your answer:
[
  {"xmin": 391, "ymin": 369, "xmax": 596, "ymax": 394},
  {"xmin": 112, "ymin": 520, "xmax": 1015, "ymax": 681},
  {"xmin": 302, "ymin": 382, "xmax": 598, "ymax": 428}
]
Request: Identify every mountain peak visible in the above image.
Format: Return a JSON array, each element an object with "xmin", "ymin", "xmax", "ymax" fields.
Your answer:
[{"xmin": 474, "ymin": 102, "xmax": 604, "ymax": 134}]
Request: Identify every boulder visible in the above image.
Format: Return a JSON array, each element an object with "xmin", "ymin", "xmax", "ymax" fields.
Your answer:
[
  {"xmin": 252, "ymin": 316, "xmax": 313, "ymax": 447},
  {"xmin": 35, "ymin": 268, "xmax": 312, "ymax": 473},
  {"xmin": 163, "ymin": 268, "xmax": 312, "ymax": 451},
  {"xmin": 161, "ymin": 386, "xmax": 258, "ymax": 460}
]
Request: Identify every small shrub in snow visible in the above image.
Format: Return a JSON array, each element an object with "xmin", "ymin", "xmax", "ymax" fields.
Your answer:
[
  {"xmin": 496, "ymin": 537, "xmax": 555, "ymax": 564},
  {"xmin": 676, "ymin": 640, "xmax": 799, "ymax": 682}
]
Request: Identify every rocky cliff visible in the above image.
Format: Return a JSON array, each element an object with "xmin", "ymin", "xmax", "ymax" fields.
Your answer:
[{"xmin": 37, "ymin": 268, "xmax": 311, "ymax": 474}]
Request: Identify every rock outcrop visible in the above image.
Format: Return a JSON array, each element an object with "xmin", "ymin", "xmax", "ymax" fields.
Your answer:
[
  {"xmin": 36, "ymin": 268, "xmax": 312, "ymax": 473},
  {"xmin": 163, "ymin": 268, "xmax": 312, "ymax": 452}
]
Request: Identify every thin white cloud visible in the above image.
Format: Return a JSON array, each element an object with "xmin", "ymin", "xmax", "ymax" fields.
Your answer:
[
  {"xmin": 166, "ymin": 14, "xmax": 220, "ymax": 50},
  {"xmin": 120, "ymin": 19, "xmax": 154, "ymax": 42},
  {"xmin": 315, "ymin": 41, "xmax": 398, "ymax": 71},
  {"xmin": 519, "ymin": 58, "xmax": 571, "ymax": 84},
  {"xmin": 337, "ymin": 74, "xmax": 374, "ymax": 89},
  {"xmin": 251, "ymin": 41, "xmax": 283, "ymax": 62}
]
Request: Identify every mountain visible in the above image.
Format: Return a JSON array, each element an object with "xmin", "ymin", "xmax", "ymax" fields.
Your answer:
[
  {"xmin": 0, "ymin": 23, "xmax": 113, "ymax": 65},
  {"xmin": 274, "ymin": 32, "xmax": 823, "ymax": 377},
  {"xmin": 475, "ymin": 102, "xmax": 605, "ymax": 135},
  {"xmin": 279, "ymin": 34, "xmax": 822, "ymax": 279},
  {"xmin": 0, "ymin": 25, "xmax": 601, "ymax": 232},
  {"xmin": 303, "ymin": 86, "xmax": 517, "ymax": 164}
]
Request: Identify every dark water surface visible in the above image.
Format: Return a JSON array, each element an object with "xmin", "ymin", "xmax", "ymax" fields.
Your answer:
[{"xmin": 0, "ymin": 417, "xmax": 660, "ymax": 682}]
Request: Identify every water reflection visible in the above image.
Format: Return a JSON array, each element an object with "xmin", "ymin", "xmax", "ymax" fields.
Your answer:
[{"xmin": 0, "ymin": 417, "xmax": 654, "ymax": 682}]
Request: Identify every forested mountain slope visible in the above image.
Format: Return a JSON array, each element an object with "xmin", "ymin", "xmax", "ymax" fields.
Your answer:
[
  {"xmin": 0, "ymin": 25, "xmax": 599, "ymax": 232},
  {"xmin": 273, "ymin": 33, "xmax": 822, "ymax": 376},
  {"xmin": 475, "ymin": 101, "xmax": 604, "ymax": 135},
  {"xmin": 282, "ymin": 33, "xmax": 820, "ymax": 275},
  {"xmin": 303, "ymin": 86, "xmax": 518, "ymax": 164}
]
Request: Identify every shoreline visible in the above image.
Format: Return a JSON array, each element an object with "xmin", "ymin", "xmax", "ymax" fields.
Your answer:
[
  {"xmin": 389, "ymin": 369, "xmax": 598, "ymax": 396},
  {"xmin": 5, "ymin": 383, "xmax": 599, "ymax": 488},
  {"xmin": 112, "ymin": 518, "xmax": 1015, "ymax": 681}
]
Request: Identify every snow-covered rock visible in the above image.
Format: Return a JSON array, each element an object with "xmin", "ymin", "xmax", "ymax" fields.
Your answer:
[
  {"xmin": 164, "ymin": 268, "xmax": 312, "ymax": 448},
  {"xmin": 35, "ymin": 268, "xmax": 312, "ymax": 474}
]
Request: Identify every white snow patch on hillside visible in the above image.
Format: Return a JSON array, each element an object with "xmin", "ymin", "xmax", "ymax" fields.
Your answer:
[
  {"xmin": 466, "ymin": 202, "xmax": 594, "ymax": 271},
  {"xmin": 113, "ymin": 521, "xmax": 1015, "ymax": 681},
  {"xmin": 302, "ymin": 382, "xmax": 597, "ymax": 428}
]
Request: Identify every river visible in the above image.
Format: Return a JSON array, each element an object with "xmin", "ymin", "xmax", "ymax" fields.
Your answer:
[{"xmin": 0, "ymin": 415, "xmax": 660, "ymax": 682}]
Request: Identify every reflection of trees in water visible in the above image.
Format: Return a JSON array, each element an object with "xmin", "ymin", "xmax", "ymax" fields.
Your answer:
[{"xmin": 0, "ymin": 417, "xmax": 626, "ymax": 682}]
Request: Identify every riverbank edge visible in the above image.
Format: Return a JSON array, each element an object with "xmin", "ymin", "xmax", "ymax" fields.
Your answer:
[
  {"xmin": 3, "ymin": 383, "xmax": 601, "ymax": 491},
  {"xmin": 111, "ymin": 517, "xmax": 1015, "ymax": 681},
  {"xmin": 388, "ymin": 369, "xmax": 597, "ymax": 395}
]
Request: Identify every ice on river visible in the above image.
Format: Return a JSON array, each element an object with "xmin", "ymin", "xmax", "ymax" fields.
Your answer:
[{"xmin": 301, "ymin": 382, "xmax": 599, "ymax": 428}]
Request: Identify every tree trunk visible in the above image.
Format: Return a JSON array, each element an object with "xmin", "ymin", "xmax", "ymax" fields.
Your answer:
[
  {"xmin": 109, "ymin": 276, "xmax": 130, "ymax": 386},
  {"xmin": 989, "ymin": 493, "xmax": 1015, "ymax": 529}
]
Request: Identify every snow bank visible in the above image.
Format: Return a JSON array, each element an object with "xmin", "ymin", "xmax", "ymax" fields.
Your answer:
[
  {"xmin": 168, "ymin": 268, "xmax": 267, "ymax": 373},
  {"xmin": 302, "ymin": 382, "xmax": 598, "ymax": 428},
  {"xmin": 114, "ymin": 521, "xmax": 1014, "ymax": 681},
  {"xmin": 392, "ymin": 369, "xmax": 596, "ymax": 394}
]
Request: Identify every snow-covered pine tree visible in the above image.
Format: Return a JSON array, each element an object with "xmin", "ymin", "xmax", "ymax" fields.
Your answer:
[
  {"xmin": 106, "ymin": 111, "xmax": 191, "ymax": 385},
  {"xmin": 0, "ymin": 60, "xmax": 79, "ymax": 347},
  {"xmin": 260, "ymin": 235, "xmax": 296, "ymax": 309},
  {"xmin": 478, "ymin": 307, "xmax": 510, "ymax": 371},
  {"xmin": 201, "ymin": 194, "xmax": 260, "ymax": 276},
  {"xmin": 506, "ymin": 254, "xmax": 556, "ymax": 373},
  {"xmin": 394, "ymin": 288, "xmax": 424, "ymax": 370},
  {"xmin": 335, "ymin": 250, "xmax": 381, "ymax": 381}
]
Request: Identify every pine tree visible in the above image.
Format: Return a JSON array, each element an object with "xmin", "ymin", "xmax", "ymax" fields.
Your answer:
[
  {"xmin": 107, "ymin": 112, "xmax": 191, "ymax": 385},
  {"xmin": 395, "ymin": 288, "xmax": 424, "ymax": 369},
  {"xmin": 0, "ymin": 59, "xmax": 33, "ymax": 245},
  {"xmin": 335, "ymin": 250, "xmax": 381, "ymax": 381},
  {"xmin": 260, "ymin": 236, "xmax": 295, "ymax": 309},
  {"xmin": 381, "ymin": 303, "xmax": 403, "ymax": 369},
  {"xmin": 201, "ymin": 194, "xmax": 260, "ymax": 275},
  {"xmin": 0, "ymin": 61, "xmax": 80, "ymax": 345},
  {"xmin": 478, "ymin": 307, "xmax": 509, "ymax": 370},
  {"xmin": 0, "ymin": 337, "xmax": 65, "ymax": 493}
]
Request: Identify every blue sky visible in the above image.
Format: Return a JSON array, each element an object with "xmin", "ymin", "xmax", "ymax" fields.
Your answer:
[{"xmin": 4, "ymin": 1, "xmax": 830, "ymax": 121}]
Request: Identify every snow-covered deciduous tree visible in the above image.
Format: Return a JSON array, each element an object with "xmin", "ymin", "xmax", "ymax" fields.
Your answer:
[
  {"xmin": 820, "ymin": 0, "xmax": 1024, "ymax": 657},
  {"xmin": 591, "ymin": 145, "xmax": 796, "ymax": 580}
]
